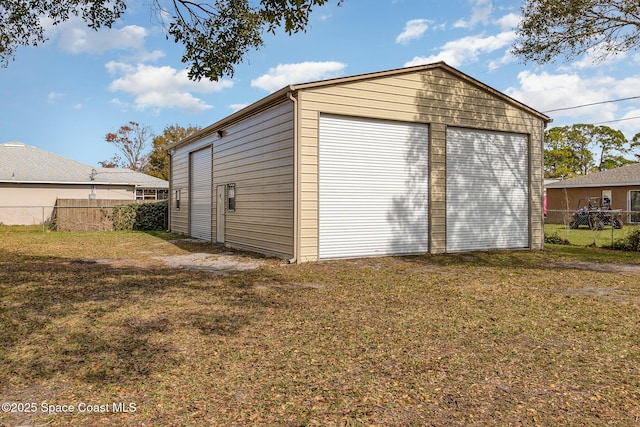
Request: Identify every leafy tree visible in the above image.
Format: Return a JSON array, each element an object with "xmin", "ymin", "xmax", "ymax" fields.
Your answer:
[
  {"xmin": 544, "ymin": 125, "xmax": 595, "ymax": 177},
  {"xmin": 632, "ymin": 132, "xmax": 640, "ymax": 161},
  {"xmin": 514, "ymin": 0, "xmax": 640, "ymax": 64},
  {"xmin": 147, "ymin": 124, "xmax": 201, "ymax": 180},
  {"xmin": 569, "ymin": 125, "xmax": 594, "ymax": 176},
  {"xmin": 97, "ymin": 154, "xmax": 122, "ymax": 169},
  {"xmin": 544, "ymin": 126, "xmax": 583, "ymax": 178},
  {"xmin": 544, "ymin": 124, "xmax": 636, "ymax": 178},
  {"xmin": 600, "ymin": 154, "xmax": 636, "ymax": 170},
  {"xmin": 0, "ymin": 0, "xmax": 340, "ymax": 81},
  {"xmin": 586, "ymin": 125, "xmax": 629, "ymax": 171},
  {"xmin": 101, "ymin": 121, "xmax": 152, "ymax": 171}
]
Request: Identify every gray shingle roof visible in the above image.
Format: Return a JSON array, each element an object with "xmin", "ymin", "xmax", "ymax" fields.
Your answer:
[
  {"xmin": 546, "ymin": 163, "xmax": 640, "ymax": 188},
  {"xmin": 0, "ymin": 142, "xmax": 168, "ymax": 188}
]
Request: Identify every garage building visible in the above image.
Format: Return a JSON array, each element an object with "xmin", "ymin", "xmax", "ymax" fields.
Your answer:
[{"xmin": 169, "ymin": 62, "xmax": 551, "ymax": 262}]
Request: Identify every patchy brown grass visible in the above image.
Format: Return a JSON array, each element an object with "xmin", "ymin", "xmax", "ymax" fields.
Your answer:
[{"xmin": 1, "ymin": 230, "xmax": 639, "ymax": 426}]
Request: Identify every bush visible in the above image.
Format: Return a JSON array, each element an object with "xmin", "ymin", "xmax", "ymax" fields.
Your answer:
[
  {"xmin": 544, "ymin": 232, "xmax": 570, "ymax": 245},
  {"xmin": 104, "ymin": 201, "xmax": 168, "ymax": 231},
  {"xmin": 610, "ymin": 228, "xmax": 640, "ymax": 252}
]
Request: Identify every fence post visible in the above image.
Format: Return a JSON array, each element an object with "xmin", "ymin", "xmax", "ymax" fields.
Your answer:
[
  {"xmin": 611, "ymin": 213, "xmax": 614, "ymax": 247},
  {"xmin": 42, "ymin": 206, "xmax": 45, "ymax": 233}
]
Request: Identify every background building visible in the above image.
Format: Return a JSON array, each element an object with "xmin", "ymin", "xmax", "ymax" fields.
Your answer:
[{"xmin": 0, "ymin": 142, "xmax": 168, "ymax": 225}]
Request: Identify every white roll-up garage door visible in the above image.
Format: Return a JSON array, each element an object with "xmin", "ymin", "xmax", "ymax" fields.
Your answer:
[
  {"xmin": 189, "ymin": 146, "xmax": 212, "ymax": 241},
  {"xmin": 319, "ymin": 115, "xmax": 429, "ymax": 259},
  {"xmin": 446, "ymin": 128, "xmax": 529, "ymax": 252}
]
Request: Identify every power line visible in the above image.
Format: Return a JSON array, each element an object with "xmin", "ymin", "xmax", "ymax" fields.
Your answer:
[
  {"xmin": 543, "ymin": 95, "xmax": 640, "ymax": 113},
  {"xmin": 591, "ymin": 115, "xmax": 640, "ymax": 125}
]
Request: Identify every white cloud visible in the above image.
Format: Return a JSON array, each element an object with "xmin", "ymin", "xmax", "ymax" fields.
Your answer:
[
  {"xmin": 488, "ymin": 50, "xmax": 516, "ymax": 71},
  {"xmin": 58, "ymin": 25, "xmax": 148, "ymax": 54},
  {"xmin": 404, "ymin": 31, "xmax": 516, "ymax": 67},
  {"xmin": 495, "ymin": 13, "xmax": 520, "ymax": 31},
  {"xmin": 106, "ymin": 62, "xmax": 233, "ymax": 112},
  {"xmin": 505, "ymin": 71, "xmax": 640, "ymax": 131},
  {"xmin": 39, "ymin": 17, "xmax": 163, "ymax": 63},
  {"xmin": 47, "ymin": 91, "xmax": 64, "ymax": 104},
  {"xmin": 452, "ymin": 19, "xmax": 470, "ymax": 29},
  {"xmin": 110, "ymin": 98, "xmax": 130, "ymax": 112},
  {"xmin": 506, "ymin": 71, "xmax": 611, "ymax": 116},
  {"xmin": 558, "ymin": 45, "xmax": 628, "ymax": 71},
  {"xmin": 251, "ymin": 61, "xmax": 347, "ymax": 92},
  {"xmin": 396, "ymin": 19, "xmax": 430, "ymax": 44},
  {"xmin": 228, "ymin": 103, "xmax": 249, "ymax": 112},
  {"xmin": 132, "ymin": 49, "xmax": 166, "ymax": 63},
  {"xmin": 454, "ymin": 0, "xmax": 493, "ymax": 29},
  {"xmin": 617, "ymin": 109, "xmax": 640, "ymax": 135},
  {"xmin": 471, "ymin": 0, "xmax": 493, "ymax": 25}
]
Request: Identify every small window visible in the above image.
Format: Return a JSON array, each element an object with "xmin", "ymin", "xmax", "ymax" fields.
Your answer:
[
  {"xmin": 630, "ymin": 190, "xmax": 640, "ymax": 223},
  {"xmin": 227, "ymin": 184, "xmax": 235, "ymax": 212},
  {"xmin": 175, "ymin": 189, "xmax": 181, "ymax": 210},
  {"xmin": 602, "ymin": 190, "xmax": 612, "ymax": 208},
  {"xmin": 136, "ymin": 189, "xmax": 169, "ymax": 200}
]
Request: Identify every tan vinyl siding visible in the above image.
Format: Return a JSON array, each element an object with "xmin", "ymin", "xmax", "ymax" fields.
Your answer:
[
  {"xmin": 213, "ymin": 100, "xmax": 295, "ymax": 258},
  {"xmin": 297, "ymin": 66, "xmax": 546, "ymax": 261},
  {"xmin": 429, "ymin": 122, "xmax": 447, "ymax": 252},
  {"xmin": 529, "ymin": 124, "xmax": 545, "ymax": 250}
]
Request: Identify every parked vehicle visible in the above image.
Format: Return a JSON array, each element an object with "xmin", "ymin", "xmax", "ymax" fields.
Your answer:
[{"xmin": 569, "ymin": 197, "xmax": 623, "ymax": 230}]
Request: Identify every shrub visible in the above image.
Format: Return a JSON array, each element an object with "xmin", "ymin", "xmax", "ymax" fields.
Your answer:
[
  {"xmin": 544, "ymin": 232, "xmax": 570, "ymax": 245},
  {"xmin": 104, "ymin": 201, "xmax": 168, "ymax": 231},
  {"xmin": 610, "ymin": 228, "xmax": 640, "ymax": 252}
]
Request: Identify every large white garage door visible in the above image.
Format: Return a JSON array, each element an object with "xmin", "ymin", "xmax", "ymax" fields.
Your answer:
[
  {"xmin": 189, "ymin": 146, "xmax": 212, "ymax": 241},
  {"xmin": 446, "ymin": 128, "xmax": 529, "ymax": 252},
  {"xmin": 319, "ymin": 115, "xmax": 429, "ymax": 259}
]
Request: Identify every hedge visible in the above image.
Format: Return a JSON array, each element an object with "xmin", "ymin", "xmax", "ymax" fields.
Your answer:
[{"xmin": 103, "ymin": 201, "xmax": 168, "ymax": 231}]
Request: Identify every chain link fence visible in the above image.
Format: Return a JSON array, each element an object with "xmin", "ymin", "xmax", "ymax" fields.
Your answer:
[
  {"xmin": 545, "ymin": 209, "xmax": 640, "ymax": 247},
  {"xmin": 0, "ymin": 206, "xmax": 55, "ymax": 231}
]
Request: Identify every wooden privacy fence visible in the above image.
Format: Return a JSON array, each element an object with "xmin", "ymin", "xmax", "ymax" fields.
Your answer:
[{"xmin": 52, "ymin": 199, "xmax": 167, "ymax": 232}]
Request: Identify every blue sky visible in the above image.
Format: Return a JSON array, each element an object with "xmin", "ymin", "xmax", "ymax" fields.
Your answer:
[{"xmin": 2, "ymin": 0, "xmax": 640, "ymax": 167}]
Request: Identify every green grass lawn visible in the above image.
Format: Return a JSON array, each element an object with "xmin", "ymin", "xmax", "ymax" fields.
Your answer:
[
  {"xmin": 545, "ymin": 221, "xmax": 640, "ymax": 248},
  {"xmin": 1, "ymin": 229, "xmax": 639, "ymax": 426}
]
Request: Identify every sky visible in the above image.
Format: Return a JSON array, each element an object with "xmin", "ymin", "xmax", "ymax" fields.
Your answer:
[{"xmin": 2, "ymin": 0, "xmax": 640, "ymax": 167}]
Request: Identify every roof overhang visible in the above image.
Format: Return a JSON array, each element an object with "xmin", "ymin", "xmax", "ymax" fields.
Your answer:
[{"xmin": 547, "ymin": 182, "xmax": 640, "ymax": 189}]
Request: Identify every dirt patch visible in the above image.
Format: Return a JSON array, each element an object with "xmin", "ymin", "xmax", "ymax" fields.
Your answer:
[
  {"xmin": 558, "ymin": 286, "xmax": 631, "ymax": 303},
  {"xmin": 253, "ymin": 282, "xmax": 325, "ymax": 291},
  {"xmin": 549, "ymin": 261, "xmax": 640, "ymax": 274},
  {"xmin": 154, "ymin": 253, "xmax": 263, "ymax": 275}
]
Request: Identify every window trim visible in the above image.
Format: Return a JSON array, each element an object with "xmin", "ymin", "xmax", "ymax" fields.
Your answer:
[
  {"xmin": 629, "ymin": 190, "xmax": 640, "ymax": 223},
  {"xmin": 226, "ymin": 184, "xmax": 236, "ymax": 212}
]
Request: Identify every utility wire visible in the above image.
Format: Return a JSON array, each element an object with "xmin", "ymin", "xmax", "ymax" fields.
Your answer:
[
  {"xmin": 591, "ymin": 116, "xmax": 640, "ymax": 125},
  {"xmin": 543, "ymin": 95, "xmax": 640, "ymax": 113}
]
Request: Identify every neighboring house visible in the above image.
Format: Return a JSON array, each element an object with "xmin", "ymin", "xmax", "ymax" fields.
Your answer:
[
  {"xmin": 546, "ymin": 163, "xmax": 640, "ymax": 224},
  {"xmin": 0, "ymin": 142, "xmax": 168, "ymax": 225},
  {"xmin": 169, "ymin": 62, "xmax": 551, "ymax": 262}
]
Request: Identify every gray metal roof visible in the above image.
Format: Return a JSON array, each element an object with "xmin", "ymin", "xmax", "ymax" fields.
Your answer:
[
  {"xmin": 0, "ymin": 142, "xmax": 168, "ymax": 188},
  {"xmin": 546, "ymin": 163, "xmax": 640, "ymax": 188}
]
